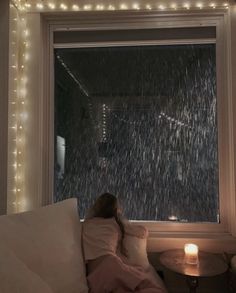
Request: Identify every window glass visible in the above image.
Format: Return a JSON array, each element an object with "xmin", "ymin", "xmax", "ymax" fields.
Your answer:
[{"xmin": 54, "ymin": 44, "xmax": 218, "ymax": 222}]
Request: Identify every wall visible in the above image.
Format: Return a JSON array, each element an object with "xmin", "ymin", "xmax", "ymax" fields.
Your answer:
[
  {"xmin": 1, "ymin": 1, "xmax": 236, "ymax": 252},
  {"xmin": 230, "ymin": 2, "xmax": 236, "ymax": 238},
  {"xmin": 0, "ymin": 0, "xmax": 9, "ymax": 215}
]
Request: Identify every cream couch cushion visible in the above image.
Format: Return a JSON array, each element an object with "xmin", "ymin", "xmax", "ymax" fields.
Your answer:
[
  {"xmin": 124, "ymin": 235, "xmax": 150, "ymax": 269},
  {"xmin": 0, "ymin": 244, "xmax": 53, "ymax": 293},
  {"xmin": 0, "ymin": 199, "xmax": 88, "ymax": 293}
]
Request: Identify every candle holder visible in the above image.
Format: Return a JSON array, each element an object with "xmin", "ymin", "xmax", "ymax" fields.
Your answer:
[{"xmin": 184, "ymin": 243, "xmax": 199, "ymax": 265}]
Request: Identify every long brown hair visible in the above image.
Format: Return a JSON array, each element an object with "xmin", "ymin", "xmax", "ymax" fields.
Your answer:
[{"xmin": 86, "ymin": 193, "xmax": 127, "ymax": 256}]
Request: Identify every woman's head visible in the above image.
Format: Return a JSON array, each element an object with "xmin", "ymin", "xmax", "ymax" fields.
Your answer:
[
  {"xmin": 86, "ymin": 193, "xmax": 127, "ymax": 256},
  {"xmin": 87, "ymin": 193, "xmax": 121, "ymax": 219}
]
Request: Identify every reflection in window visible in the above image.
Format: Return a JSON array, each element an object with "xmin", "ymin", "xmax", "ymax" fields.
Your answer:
[{"xmin": 54, "ymin": 44, "xmax": 218, "ymax": 222}]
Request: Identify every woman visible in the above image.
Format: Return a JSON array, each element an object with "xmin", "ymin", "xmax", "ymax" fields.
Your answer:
[{"xmin": 82, "ymin": 193, "xmax": 167, "ymax": 293}]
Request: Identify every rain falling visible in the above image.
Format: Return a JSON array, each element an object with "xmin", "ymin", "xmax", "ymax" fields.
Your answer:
[{"xmin": 54, "ymin": 44, "xmax": 219, "ymax": 222}]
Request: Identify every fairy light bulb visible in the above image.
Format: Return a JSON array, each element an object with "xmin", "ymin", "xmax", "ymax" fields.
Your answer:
[
  {"xmin": 132, "ymin": 3, "xmax": 140, "ymax": 9},
  {"xmin": 60, "ymin": 3, "xmax": 68, "ymax": 10},
  {"xmin": 36, "ymin": 3, "xmax": 44, "ymax": 9},
  {"xmin": 183, "ymin": 3, "xmax": 190, "ymax": 9},
  {"xmin": 120, "ymin": 3, "xmax": 128, "ymax": 9},
  {"xmin": 196, "ymin": 2, "xmax": 203, "ymax": 9},
  {"xmin": 48, "ymin": 2, "xmax": 56, "ymax": 9},
  {"xmin": 159, "ymin": 4, "xmax": 165, "ymax": 10},
  {"xmin": 72, "ymin": 4, "xmax": 79, "ymax": 10},
  {"xmin": 83, "ymin": 5, "xmax": 92, "ymax": 10}
]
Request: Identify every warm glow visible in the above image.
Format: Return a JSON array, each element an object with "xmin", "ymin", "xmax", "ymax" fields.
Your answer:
[
  {"xmin": 184, "ymin": 243, "xmax": 199, "ymax": 265},
  {"xmin": 72, "ymin": 4, "xmax": 79, "ymax": 10},
  {"xmin": 48, "ymin": 3, "xmax": 56, "ymax": 9},
  {"xmin": 36, "ymin": 3, "xmax": 44, "ymax": 9},
  {"xmin": 8, "ymin": 0, "xmax": 231, "ymax": 215}
]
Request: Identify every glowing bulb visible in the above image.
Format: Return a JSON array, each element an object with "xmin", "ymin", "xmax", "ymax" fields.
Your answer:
[
  {"xmin": 146, "ymin": 4, "xmax": 151, "ymax": 9},
  {"xmin": 108, "ymin": 5, "xmax": 115, "ymax": 10},
  {"xmin": 132, "ymin": 3, "xmax": 140, "ymax": 9},
  {"xmin": 25, "ymin": 3, "xmax": 31, "ymax": 8},
  {"xmin": 36, "ymin": 3, "xmax": 44, "ymax": 9},
  {"xmin": 21, "ymin": 76, "xmax": 28, "ymax": 83},
  {"xmin": 120, "ymin": 3, "xmax": 128, "ymax": 9},
  {"xmin": 96, "ymin": 5, "xmax": 104, "ymax": 10},
  {"xmin": 60, "ymin": 3, "xmax": 68, "ymax": 10},
  {"xmin": 24, "ymin": 29, "xmax": 29, "ymax": 37},
  {"xmin": 183, "ymin": 3, "xmax": 190, "ymax": 9},
  {"xmin": 83, "ymin": 5, "xmax": 92, "ymax": 10},
  {"xmin": 159, "ymin": 4, "xmax": 165, "ymax": 10},
  {"xmin": 72, "ymin": 4, "xmax": 79, "ymax": 10},
  {"xmin": 48, "ymin": 2, "xmax": 56, "ymax": 9},
  {"xmin": 196, "ymin": 2, "xmax": 203, "ymax": 9}
]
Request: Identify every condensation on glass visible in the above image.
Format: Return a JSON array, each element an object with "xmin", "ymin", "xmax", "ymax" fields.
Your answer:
[{"xmin": 54, "ymin": 44, "xmax": 219, "ymax": 222}]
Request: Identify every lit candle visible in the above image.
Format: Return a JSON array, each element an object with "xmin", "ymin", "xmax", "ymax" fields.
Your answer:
[{"xmin": 184, "ymin": 243, "xmax": 199, "ymax": 265}]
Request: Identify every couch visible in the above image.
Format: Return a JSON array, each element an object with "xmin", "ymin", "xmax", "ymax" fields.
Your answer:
[{"xmin": 0, "ymin": 199, "xmax": 163, "ymax": 293}]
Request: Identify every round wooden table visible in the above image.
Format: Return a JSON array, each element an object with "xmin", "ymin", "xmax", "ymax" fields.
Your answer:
[{"xmin": 160, "ymin": 249, "xmax": 228, "ymax": 293}]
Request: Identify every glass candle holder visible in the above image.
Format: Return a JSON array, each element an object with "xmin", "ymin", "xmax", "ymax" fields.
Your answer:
[{"xmin": 184, "ymin": 243, "xmax": 199, "ymax": 265}]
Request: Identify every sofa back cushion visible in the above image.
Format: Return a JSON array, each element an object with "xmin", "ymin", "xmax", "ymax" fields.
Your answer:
[
  {"xmin": 0, "ymin": 199, "xmax": 88, "ymax": 293},
  {"xmin": 0, "ymin": 244, "xmax": 53, "ymax": 293}
]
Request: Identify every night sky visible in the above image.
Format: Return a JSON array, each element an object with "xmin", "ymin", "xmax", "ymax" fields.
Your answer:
[{"xmin": 54, "ymin": 44, "xmax": 219, "ymax": 222}]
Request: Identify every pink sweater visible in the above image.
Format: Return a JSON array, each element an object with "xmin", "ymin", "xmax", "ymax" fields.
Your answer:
[{"xmin": 82, "ymin": 217, "xmax": 121, "ymax": 261}]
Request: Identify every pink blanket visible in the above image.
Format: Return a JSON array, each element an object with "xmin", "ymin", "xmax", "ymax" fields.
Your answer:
[{"xmin": 87, "ymin": 254, "xmax": 167, "ymax": 293}]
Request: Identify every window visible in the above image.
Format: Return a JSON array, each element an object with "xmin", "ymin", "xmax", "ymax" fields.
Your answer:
[{"xmin": 54, "ymin": 41, "xmax": 219, "ymax": 222}]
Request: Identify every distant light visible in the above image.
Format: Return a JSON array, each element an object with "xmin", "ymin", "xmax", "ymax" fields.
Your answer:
[{"xmin": 168, "ymin": 215, "xmax": 178, "ymax": 221}]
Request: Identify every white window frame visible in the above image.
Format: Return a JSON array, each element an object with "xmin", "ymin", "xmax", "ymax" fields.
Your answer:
[{"xmin": 37, "ymin": 11, "xmax": 236, "ymax": 251}]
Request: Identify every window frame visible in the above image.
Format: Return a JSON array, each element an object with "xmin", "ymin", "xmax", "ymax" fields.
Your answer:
[{"xmin": 38, "ymin": 10, "xmax": 236, "ymax": 250}]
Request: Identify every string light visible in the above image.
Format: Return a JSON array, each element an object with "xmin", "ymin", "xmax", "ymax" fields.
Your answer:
[
  {"xmin": 11, "ymin": 0, "xmax": 230, "ymax": 12},
  {"xmin": 8, "ymin": 2, "xmax": 30, "ymax": 213},
  {"xmin": 8, "ymin": 0, "xmax": 230, "ymax": 213},
  {"xmin": 72, "ymin": 4, "xmax": 79, "ymax": 10},
  {"xmin": 60, "ymin": 3, "xmax": 68, "ymax": 10},
  {"xmin": 48, "ymin": 2, "xmax": 56, "ymax": 9},
  {"xmin": 36, "ymin": 3, "xmax": 44, "ymax": 9}
]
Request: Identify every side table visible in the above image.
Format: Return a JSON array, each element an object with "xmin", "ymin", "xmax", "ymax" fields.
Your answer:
[{"xmin": 160, "ymin": 249, "xmax": 228, "ymax": 293}]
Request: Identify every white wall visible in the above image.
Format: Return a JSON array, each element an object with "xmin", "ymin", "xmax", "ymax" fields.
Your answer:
[{"xmin": 0, "ymin": 0, "xmax": 9, "ymax": 215}]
